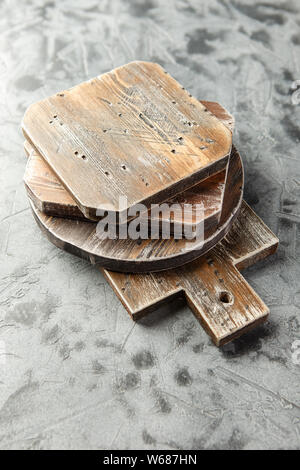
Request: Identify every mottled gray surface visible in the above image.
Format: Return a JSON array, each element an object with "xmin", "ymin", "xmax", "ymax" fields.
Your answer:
[{"xmin": 0, "ymin": 0, "xmax": 299, "ymax": 450}]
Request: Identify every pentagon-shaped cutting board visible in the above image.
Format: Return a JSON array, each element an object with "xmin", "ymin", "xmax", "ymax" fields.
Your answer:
[
  {"xmin": 24, "ymin": 101, "xmax": 234, "ymax": 239},
  {"xmin": 22, "ymin": 62, "xmax": 232, "ymax": 220}
]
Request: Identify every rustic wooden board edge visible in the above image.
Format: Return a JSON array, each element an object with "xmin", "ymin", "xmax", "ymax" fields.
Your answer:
[
  {"xmin": 230, "ymin": 204, "xmax": 279, "ymax": 271},
  {"xmin": 91, "ymin": 262, "xmax": 270, "ymax": 346},
  {"xmin": 24, "ymin": 140, "xmax": 226, "ymax": 233},
  {"xmin": 28, "ymin": 194, "xmax": 278, "ymax": 346},
  {"xmin": 29, "ymin": 184, "xmax": 242, "ymax": 273},
  {"xmin": 27, "ymin": 140, "xmax": 242, "ymax": 273},
  {"xmin": 25, "ymin": 112, "xmax": 241, "ymax": 273},
  {"xmin": 23, "ymin": 128, "xmax": 230, "ymax": 222},
  {"xmin": 23, "ymin": 129, "xmax": 99, "ymax": 219},
  {"xmin": 23, "ymin": 99, "xmax": 234, "ymax": 231},
  {"xmin": 102, "ymin": 257, "xmax": 272, "ymax": 347},
  {"xmin": 200, "ymin": 100, "xmax": 235, "ymax": 133},
  {"xmin": 219, "ymin": 145, "xmax": 244, "ymax": 225},
  {"xmin": 100, "ymin": 201, "xmax": 279, "ymax": 346},
  {"xmin": 22, "ymin": 61, "xmax": 233, "ymax": 221},
  {"xmin": 24, "ymin": 143, "xmax": 87, "ymax": 220},
  {"xmin": 185, "ymin": 289, "xmax": 269, "ymax": 347},
  {"xmin": 25, "ymin": 129, "xmax": 243, "ymax": 272},
  {"xmin": 102, "ymin": 272, "xmax": 184, "ymax": 320},
  {"xmin": 103, "ymin": 236, "xmax": 278, "ymax": 329}
]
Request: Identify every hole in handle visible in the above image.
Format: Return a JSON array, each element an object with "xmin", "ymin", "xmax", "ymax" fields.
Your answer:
[{"xmin": 219, "ymin": 291, "xmax": 233, "ymax": 304}]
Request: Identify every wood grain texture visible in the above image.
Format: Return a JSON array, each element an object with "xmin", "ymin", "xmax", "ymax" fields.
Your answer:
[
  {"xmin": 24, "ymin": 139, "xmax": 226, "ymax": 232},
  {"xmin": 219, "ymin": 144, "xmax": 244, "ymax": 225},
  {"xmin": 22, "ymin": 61, "xmax": 232, "ymax": 220},
  {"xmin": 102, "ymin": 202, "xmax": 279, "ymax": 346},
  {"xmin": 24, "ymin": 100, "xmax": 234, "ymax": 236},
  {"xmin": 24, "ymin": 140, "xmax": 86, "ymax": 220},
  {"xmin": 200, "ymin": 100, "xmax": 235, "ymax": 131},
  {"xmin": 28, "ymin": 143, "xmax": 242, "ymax": 273},
  {"xmin": 30, "ymin": 174, "xmax": 242, "ymax": 272},
  {"xmin": 27, "ymin": 131, "xmax": 242, "ymax": 273}
]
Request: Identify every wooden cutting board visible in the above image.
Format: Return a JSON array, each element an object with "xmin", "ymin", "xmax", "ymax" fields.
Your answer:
[
  {"xmin": 24, "ymin": 141, "xmax": 226, "ymax": 237},
  {"xmin": 102, "ymin": 202, "xmax": 278, "ymax": 346},
  {"xmin": 30, "ymin": 173, "xmax": 241, "ymax": 272},
  {"xmin": 28, "ymin": 142, "xmax": 242, "ymax": 273},
  {"xmin": 24, "ymin": 140, "xmax": 87, "ymax": 220},
  {"xmin": 24, "ymin": 100, "xmax": 234, "ymax": 237},
  {"xmin": 22, "ymin": 61, "xmax": 232, "ymax": 220}
]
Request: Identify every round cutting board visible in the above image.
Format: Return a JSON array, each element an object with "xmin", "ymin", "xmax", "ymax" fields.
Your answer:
[{"xmin": 29, "ymin": 145, "xmax": 243, "ymax": 273}]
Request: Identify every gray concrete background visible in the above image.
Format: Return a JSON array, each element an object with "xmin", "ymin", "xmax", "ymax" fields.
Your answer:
[{"xmin": 0, "ymin": 0, "xmax": 299, "ymax": 450}]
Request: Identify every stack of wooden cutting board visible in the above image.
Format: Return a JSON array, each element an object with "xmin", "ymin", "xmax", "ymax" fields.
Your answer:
[{"xmin": 22, "ymin": 61, "xmax": 278, "ymax": 346}]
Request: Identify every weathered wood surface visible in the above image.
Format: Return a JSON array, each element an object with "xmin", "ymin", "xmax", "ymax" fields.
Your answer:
[
  {"xmin": 28, "ymin": 143, "xmax": 242, "ymax": 272},
  {"xmin": 30, "ymin": 171, "xmax": 242, "ymax": 272},
  {"xmin": 219, "ymin": 144, "xmax": 244, "ymax": 225},
  {"xmin": 27, "ymin": 111, "xmax": 241, "ymax": 273},
  {"xmin": 24, "ymin": 139, "xmax": 226, "ymax": 232},
  {"xmin": 22, "ymin": 61, "xmax": 232, "ymax": 220},
  {"xmin": 24, "ymin": 140, "xmax": 86, "ymax": 220},
  {"xmin": 102, "ymin": 202, "xmax": 279, "ymax": 346},
  {"xmin": 200, "ymin": 100, "xmax": 235, "ymax": 131},
  {"xmin": 24, "ymin": 100, "xmax": 234, "ymax": 236}
]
